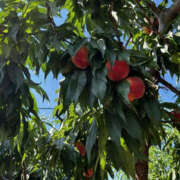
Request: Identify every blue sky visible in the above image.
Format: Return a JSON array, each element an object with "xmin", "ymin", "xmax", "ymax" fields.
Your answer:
[{"xmin": 31, "ymin": 0, "xmax": 176, "ymax": 119}]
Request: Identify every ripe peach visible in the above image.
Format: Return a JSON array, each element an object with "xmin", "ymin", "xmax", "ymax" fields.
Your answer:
[
  {"xmin": 74, "ymin": 142, "xmax": 86, "ymax": 156},
  {"xmin": 72, "ymin": 46, "xmax": 89, "ymax": 69},
  {"xmin": 83, "ymin": 168, "xmax": 93, "ymax": 178},
  {"xmin": 127, "ymin": 77, "xmax": 145, "ymax": 102},
  {"xmin": 106, "ymin": 60, "xmax": 129, "ymax": 82}
]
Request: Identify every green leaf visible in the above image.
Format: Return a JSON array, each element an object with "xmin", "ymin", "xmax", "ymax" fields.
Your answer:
[
  {"xmin": 55, "ymin": 138, "xmax": 65, "ymax": 151},
  {"xmin": 105, "ymin": 111, "xmax": 122, "ymax": 146},
  {"xmin": 107, "ymin": 140, "xmax": 135, "ymax": 178},
  {"xmin": 175, "ymin": 32, "xmax": 180, "ymax": 37},
  {"xmin": 59, "ymin": 78, "xmax": 69, "ymax": 113},
  {"xmin": 8, "ymin": 23, "xmax": 19, "ymax": 42},
  {"xmin": 171, "ymin": 52, "xmax": 180, "ymax": 64},
  {"xmin": 113, "ymin": 103, "xmax": 142, "ymax": 140},
  {"xmin": 117, "ymin": 50, "xmax": 130, "ymax": 63},
  {"xmin": 98, "ymin": 116, "xmax": 108, "ymax": 179},
  {"xmin": 7, "ymin": 64, "xmax": 24, "ymax": 92},
  {"xmin": 79, "ymin": 84, "xmax": 97, "ymax": 109},
  {"xmin": 105, "ymin": 49, "xmax": 116, "ymax": 63},
  {"xmin": 21, "ymin": 65, "xmax": 31, "ymax": 80},
  {"xmin": 97, "ymin": 39, "xmax": 106, "ymax": 57},
  {"xmin": 116, "ymin": 80, "xmax": 130, "ymax": 103},
  {"xmin": 144, "ymin": 99, "xmax": 161, "ymax": 125},
  {"xmin": 160, "ymin": 102, "xmax": 179, "ymax": 110},
  {"xmin": 65, "ymin": 70, "xmax": 87, "ymax": 105},
  {"xmin": 68, "ymin": 38, "xmax": 87, "ymax": 56},
  {"xmin": 56, "ymin": 0, "xmax": 66, "ymax": 6},
  {"xmin": 124, "ymin": 112, "xmax": 142, "ymax": 139},
  {"xmin": 91, "ymin": 67, "xmax": 107, "ymax": 100},
  {"xmin": 61, "ymin": 144, "xmax": 78, "ymax": 173},
  {"xmin": 85, "ymin": 119, "xmax": 97, "ymax": 163},
  {"xmin": 158, "ymin": 0, "xmax": 168, "ymax": 8},
  {"xmin": 27, "ymin": 80, "xmax": 49, "ymax": 101},
  {"xmin": 116, "ymin": 100, "xmax": 126, "ymax": 122}
]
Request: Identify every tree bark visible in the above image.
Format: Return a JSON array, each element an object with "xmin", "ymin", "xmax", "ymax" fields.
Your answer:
[
  {"xmin": 135, "ymin": 143, "xmax": 150, "ymax": 180},
  {"xmin": 22, "ymin": 162, "xmax": 27, "ymax": 180},
  {"xmin": 146, "ymin": 0, "xmax": 180, "ymax": 33}
]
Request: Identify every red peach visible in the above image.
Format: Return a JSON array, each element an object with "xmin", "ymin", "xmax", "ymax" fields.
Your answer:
[
  {"xmin": 127, "ymin": 77, "xmax": 145, "ymax": 102},
  {"xmin": 83, "ymin": 168, "xmax": 93, "ymax": 178},
  {"xmin": 72, "ymin": 46, "xmax": 89, "ymax": 69},
  {"xmin": 87, "ymin": 168, "xmax": 93, "ymax": 177},
  {"xmin": 106, "ymin": 60, "xmax": 129, "ymax": 82},
  {"xmin": 74, "ymin": 142, "xmax": 86, "ymax": 156}
]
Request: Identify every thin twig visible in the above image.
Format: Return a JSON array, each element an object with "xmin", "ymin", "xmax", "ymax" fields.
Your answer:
[
  {"xmin": 45, "ymin": 0, "xmax": 56, "ymax": 28},
  {"xmin": 125, "ymin": 33, "xmax": 132, "ymax": 48},
  {"xmin": 55, "ymin": 113, "xmax": 64, "ymax": 121},
  {"xmin": 134, "ymin": 0, "xmax": 152, "ymax": 24},
  {"xmin": 45, "ymin": 2, "xmax": 72, "ymax": 45},
  {"xmin": 22, "ymin": 162, "xmax": 27, "ymax": 180},
  {"xmin": 39, "ymin": 108, "xmax": 54, "ymax": 110},
  {"xmin": 109, "ymin": 0, "xmax": 123, "ymax": 47}
]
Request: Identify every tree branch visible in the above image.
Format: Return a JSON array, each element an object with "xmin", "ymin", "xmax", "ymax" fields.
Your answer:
[
  {"xmin": 135, "ymin": 138, "xmax": 150, "ymax": 180},
  {"xmin": 45, "ymin": 1, "xmax": 56, "ymax": 28},
  {"xmin": 109, "ymin": 0, "xmax": 123, "ymax": 47},
  {"xmin": 22, "ymin": 163, "xmax": 27, "ymax": 180},
  {"xmin": 154, "ymin": 70, "xmax": 180, "ymax": 96},
  {"xmin": 146, "ymin": 0, "xmax": 180, "ymax": 33},
  {"xmin": 145, "ymin": 1, "xmax": 160, "ymax": 18},
  {"xmin": 134, "ymin": 0, "xmax": 153, "ymax": 25},
  {"xmin": 158, "ymin": 77, "xmax": 180, "ymax": 96}
]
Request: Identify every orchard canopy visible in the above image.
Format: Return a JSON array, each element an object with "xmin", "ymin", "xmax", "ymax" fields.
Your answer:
[{"xmin": 1, "ymin": 0, "xmax": 180, "ymax": 179}]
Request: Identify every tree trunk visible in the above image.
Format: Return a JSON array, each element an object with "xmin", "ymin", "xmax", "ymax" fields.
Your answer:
[{"xmin": 135, "ymin": 143, "xmax": 150, "ymax": 180}]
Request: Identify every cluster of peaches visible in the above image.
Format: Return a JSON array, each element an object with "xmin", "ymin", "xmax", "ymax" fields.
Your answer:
[
  {"xmin": 71, "ymin": 46, "xmax": 180, "ymax": 177},
  {"xmin": 72, "ymin": 46, "xmax": 145, "ymax": 102}
]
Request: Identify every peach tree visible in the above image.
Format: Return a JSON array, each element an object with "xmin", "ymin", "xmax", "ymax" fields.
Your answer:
[{"xmin": 1, "ymin": 0, "xmax": 180, "ymax": 179}]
